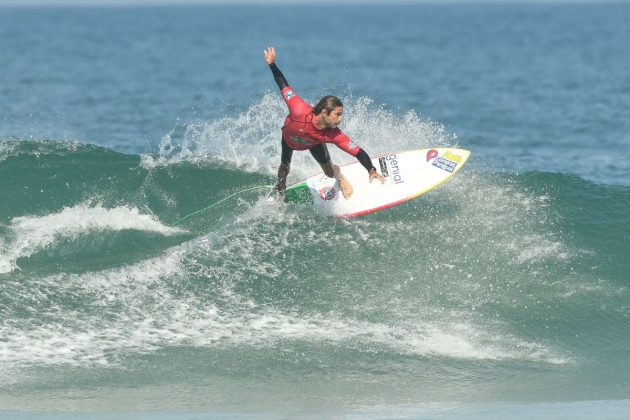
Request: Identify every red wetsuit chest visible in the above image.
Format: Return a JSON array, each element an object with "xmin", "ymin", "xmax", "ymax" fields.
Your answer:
[{"xmin": 279, "ymin": 86, "xmax": 360, "ymax": 156}]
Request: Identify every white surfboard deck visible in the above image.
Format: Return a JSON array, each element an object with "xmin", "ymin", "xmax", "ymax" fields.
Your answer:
[{"xmin": 284, "ymin": 148, "xmax": 471, "ymax": 218}]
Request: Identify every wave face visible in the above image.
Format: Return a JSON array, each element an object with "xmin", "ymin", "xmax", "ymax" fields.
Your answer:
[{"xmin": 1, "ymin": 126, "xmax": 629, "ymax": 411}]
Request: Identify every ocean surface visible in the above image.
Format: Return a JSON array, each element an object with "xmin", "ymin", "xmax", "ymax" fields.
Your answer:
[{"xmin": 1, "ymin": 3, "xmax": 630, "ymax": 419}]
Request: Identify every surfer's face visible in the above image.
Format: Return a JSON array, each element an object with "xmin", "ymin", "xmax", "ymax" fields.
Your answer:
[{"xmin": 322, "ymin": 106, "xmax": 344, "ymax": 128}]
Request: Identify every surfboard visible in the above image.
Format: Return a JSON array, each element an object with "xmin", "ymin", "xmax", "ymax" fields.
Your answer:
[{"xmin": 284, "ymin": 148, "xmax": 471, "ymax": 218}]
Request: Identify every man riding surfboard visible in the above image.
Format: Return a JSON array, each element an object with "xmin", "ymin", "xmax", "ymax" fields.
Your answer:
[{"xmin": 264, "ymin": 47, "xmax": 384, "ymax": 197}]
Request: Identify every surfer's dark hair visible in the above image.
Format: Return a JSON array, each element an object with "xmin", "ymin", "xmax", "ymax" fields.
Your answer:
[{"xmin": 313, "ymin": 96, "xmax": 343, "ymax": 115}]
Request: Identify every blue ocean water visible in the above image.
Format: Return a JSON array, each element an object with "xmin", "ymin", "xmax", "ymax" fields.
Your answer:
[{"xmin": 1, "ymin": 3, "xmax": 630, "ymax": 419}]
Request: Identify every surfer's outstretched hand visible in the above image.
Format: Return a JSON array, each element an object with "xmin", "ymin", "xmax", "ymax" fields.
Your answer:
[
  {"xmin": 264, "ymin": 47, "xmax": 276, "ymax": 65},
  {"xmin": 369, "ymin": 169, "xmax": 385, "ymax": 184}
]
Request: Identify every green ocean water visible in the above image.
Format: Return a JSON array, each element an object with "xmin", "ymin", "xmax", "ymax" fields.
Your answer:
[{"xmin": 1, "ymin": 139, "xmax": 629, "ymax": 414}]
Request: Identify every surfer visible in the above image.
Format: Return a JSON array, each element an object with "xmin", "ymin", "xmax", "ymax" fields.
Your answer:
[{"xmin": 264, "ymin": 46, "xmax": 384, "ymax": 197}]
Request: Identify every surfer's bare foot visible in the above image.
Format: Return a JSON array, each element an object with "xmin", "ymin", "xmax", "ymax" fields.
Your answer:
[{"xmin": 339, "ymin": 176, "xmax": 353, "ymax": 199}]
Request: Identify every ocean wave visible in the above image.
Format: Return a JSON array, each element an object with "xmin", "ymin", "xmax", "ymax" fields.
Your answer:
[
  {"xmin": 0, "ymin": 255, "xmax": 569, "ymax": 371},
  {"xmin": 0, "ymin": 139, "xmax": 91, "ymax": 160},
  {"xmin": 0, "ymin": 247, "xmax": 187, "ymax": 368},
  {"xmin": 1, "ymin": 140, "xmax": 626, "ymax": 385},
  {"xmin": 0, "ymin": 203, "xmax": 182, "ymax": 274},
  {"xmin": 0, "ymin": 192, "xmax": 578, "ymax": 373},
  {"xmin": 0, "ymin": 141, "xmax": 18, "ymax": 163},
  {"xmin": 0, "ymin": 303, "xmax": 568, "ymax": 369}
]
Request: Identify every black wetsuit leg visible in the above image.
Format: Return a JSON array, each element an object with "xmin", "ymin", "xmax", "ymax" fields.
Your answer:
[
  {"xmin": 275, "ymin": 138, "xmax": 293, "ymax": 195},
  {"xmin": 309, "ymin": 143, "xmax": 331, "ymax": 165},
  {"xmin": 281, "ymin": 137, "xmax": 294, "ymax": 164}
]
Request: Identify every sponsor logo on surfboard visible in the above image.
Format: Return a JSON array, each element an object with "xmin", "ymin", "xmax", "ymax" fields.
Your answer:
[
  {"xmin": 379, "ymin": 157, "xmax": 389, "ymax": 177},
  {"xmin": 385, "ymin": 155, "xmax": 404, "ymax": 184},
  {"xmin": 318, "ymin": 186, "xmax": 337, "ymax": 201},
  {"xmin": 429, "ymin": 150, "xmax": 462, "ymax": 173},
  {"xmin": 284, "ymin": 90, "xmax": 295, "ymax": 100},
  {"xmin": 432, "ymin": 156, "xmax": 457, "ymax": 172},
  {"xmin": 442, "ymin": 151, "xmax": 463, "ymax": 163}
]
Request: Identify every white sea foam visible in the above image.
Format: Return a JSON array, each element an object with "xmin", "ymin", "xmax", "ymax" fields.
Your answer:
[
  {"xmin": 138, "ymin": 91, "xmax": 569, "ymax": 270},
  {"xmin": 0, "ymin": 237, "xmax": 569, "ymax": 374},
  {"xmin": 141, "ymin": 93, "xmax": 456, "ymax": 180},
  {"xmin": 0, "ymin": 247, "xmax": 187, "ymax": 367},
  {"xmin": 0, "ymin": 292, "xmax": 568, "ymax": 370},
  {"xmin": 0, "ymin": 209, "xmax": 571, "ymax": 374},
  {"xmin": 0, "ymin": 203, "xmax": 182, "ymax": 273},
  {"xmin": 435, "ymin": 171, "xmax": 572, "ymax": 265},
  {"xmin": 0, "ymin": 141, "xmax": 18, "ymax": 162}
]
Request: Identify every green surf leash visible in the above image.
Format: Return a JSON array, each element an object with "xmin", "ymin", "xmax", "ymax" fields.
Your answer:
[{"xmin": 170, "ymin": 185, "xmax": 275, "ymax": 227}]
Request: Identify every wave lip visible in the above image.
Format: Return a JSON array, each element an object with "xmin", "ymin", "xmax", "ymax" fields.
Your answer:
[
  {"xmin": 0, "ymin": 139, "xmax": 91, "ymax": 161},
  {"xmin": 0, "ymin": 203, "xmax": 182, "ymax": 274},
  {"xmin": 0, "ymin": 141, "xmax": 18, "ymax": 163}
]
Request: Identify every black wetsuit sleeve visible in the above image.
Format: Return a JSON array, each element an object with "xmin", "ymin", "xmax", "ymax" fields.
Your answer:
[
  {"xmin": 269, "ymin": 63, "xmax": 289, "ymax": 91},
  {"xmin": 356, "ymin": 149, "xmax": 376, "ymax": 172}
]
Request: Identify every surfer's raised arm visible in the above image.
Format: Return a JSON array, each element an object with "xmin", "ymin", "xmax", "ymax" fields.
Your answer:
[{"xmin": 263, "ymin": 46, "xmax": 288, "ymax": 91}]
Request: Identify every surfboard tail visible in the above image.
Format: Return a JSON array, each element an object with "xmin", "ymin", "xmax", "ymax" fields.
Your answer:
[{"xmin": 284, "ymin": 182, "xmax": 313, "ymax": 204}]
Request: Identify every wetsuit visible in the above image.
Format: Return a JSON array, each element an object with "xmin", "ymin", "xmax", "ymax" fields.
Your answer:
[{"xmin": 269, "ymin": 63, "xmax": 377, "ymax": 172}]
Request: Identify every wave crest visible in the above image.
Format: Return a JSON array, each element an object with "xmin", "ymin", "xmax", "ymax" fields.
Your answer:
[
  {"xmin": 0, "ymin": 203, "xmax": 181, "ymax": 273},
  {"xmin": 141, "ymin": 94, "xmax": 457, "ymax": 180}
]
